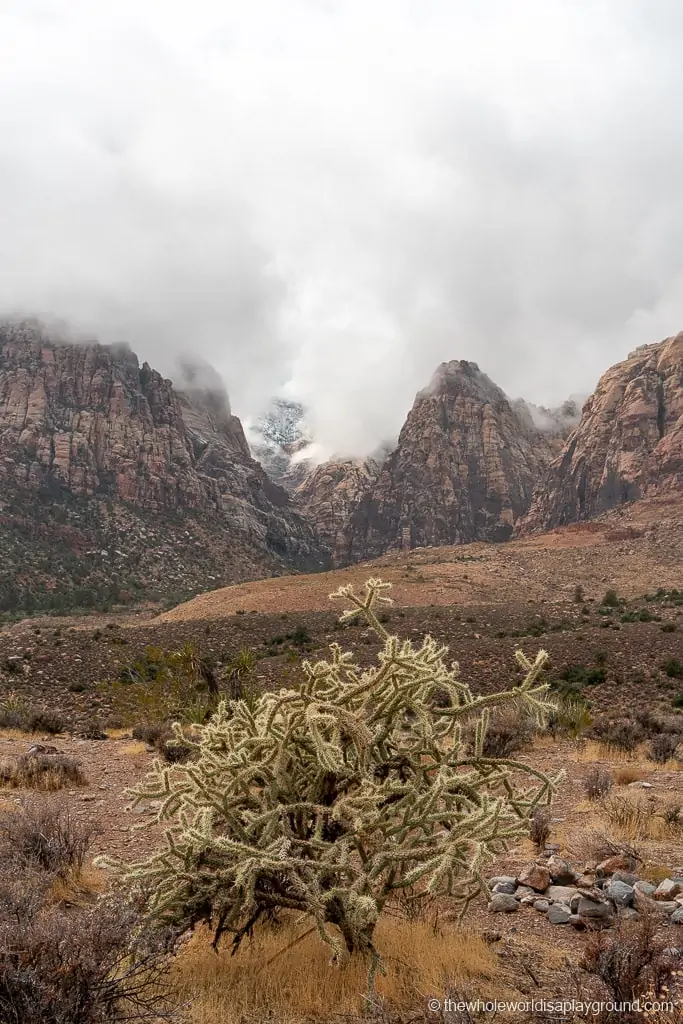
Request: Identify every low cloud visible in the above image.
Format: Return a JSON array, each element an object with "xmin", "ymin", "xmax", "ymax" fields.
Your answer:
[{"xmin": 2, "ymin": 1, "xmax": 683, "ymax": 458}]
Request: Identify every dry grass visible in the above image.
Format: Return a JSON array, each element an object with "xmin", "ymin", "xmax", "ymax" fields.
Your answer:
[
  {"xmin": 172, "ymin": 915, "xmax": 500, "ymax": 1023},
  {"xmin": 120, "ymin": 740, "xmax": 148, "ymax": 756},
  {"xmin": 48, "ymin": 864, "xmax": 107, "ymax": 907},
  {"xmin": 614, "ymin": 765, "xmax": 645, "ymax": 785},
  {"xmin": 575, "ymin": 741, "xmax": 643, "ymax": 763},
  {"xmin": 600, "ymin": 792, "xmax": 683, "ymax": 841},
  {"xmin": 0, "ymin": 752, "xmax": 86, "ymax": 791}
]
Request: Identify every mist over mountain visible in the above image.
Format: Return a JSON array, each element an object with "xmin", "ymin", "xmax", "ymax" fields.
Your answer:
[{"xmin": 3, "ymin": 2, "xmax": 683, "ymax": 459}]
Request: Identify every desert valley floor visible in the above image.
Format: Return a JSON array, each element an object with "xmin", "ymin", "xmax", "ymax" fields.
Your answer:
[{"xmin": 1, "ymin": 495, "xmax": 682, "ymax": 1021}]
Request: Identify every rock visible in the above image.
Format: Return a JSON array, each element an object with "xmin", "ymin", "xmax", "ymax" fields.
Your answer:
[
  {"xmin": 533, "ymin": 899, "xmax": 550, "ymax": 913},
  {"xmin": 654, "ymin": 879, "xmax": 683, "ymax": 901},
  {"xmin": 634, "ymin": 880, "xmax": 657, "ymax": 897},
  {"xmin": 488, "ymin": 894, "xmax": 519, "ymax": 914},
  {"xmin": 547, "ymin": 904, "xmax": 572, "ymax": 924},
  {"xmin": 546, "ymin": 857, "xmax": 579, "ymax": 885},
  {"xmin": 492, "ymin": 881, "xmax": 517, "ymax": 895},
  {"xmin": 337, "ymin": 359, "xmax": 561, "ymax": 561},
  {"xmin": 293, "ymin": 458, "xmax": 384, "ymax": 565},
  {"xmin": 516, "ymin": 332, "xmax": 683, "ymax": 534},
  {"xmin": 612, "ymin": 871, "xmax": 639, "ymax": 886},
  {"xmin": 514, "ymin": 885, "xmax": 537, "ymax": 900},
  {"xmin": 577, "ymin": 873, "xmax": 597, "ymax": 888},
  {"xmin": 545, "ymin": 885, "xmax": 579, "ymax": 905},
  {"xmin": 596, "ymin": 854, "xmax": 638, "ymax": 877},
  {"xmin": 0, "ymin": 321, "xmax": 330, "ymax": 604},
  {"xmin": 606, "ymin": 881, "xmax": 634, "ymax": 908},
  {"xmin": 578, "ymin": 897, "xmax": 615, "ymax": 924},
  {"xmin": 488, "ymin": 876, "xmax": 517, "ymax": 889},
  {"xmin": 568, "ymin": 914, "xmax": 587, "ymax": 930},
  {"xmin": 671, "ymin": 908, "xmax": 683, "ymax": 925},
  {"xmin": 517, "ymin": 864, "xmax": 551, "ymax": 892}
]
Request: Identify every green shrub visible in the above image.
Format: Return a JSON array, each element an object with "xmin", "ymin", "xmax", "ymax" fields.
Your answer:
[{"xmin": 661, "ymin": 659, "xmax": 683, "ymax": 679}]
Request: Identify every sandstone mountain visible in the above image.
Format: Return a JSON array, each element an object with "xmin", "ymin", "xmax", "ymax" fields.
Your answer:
[
  {"xmin": 517, "ymin": 332, "xmax": 683, "ymax": 534},
  {"xmin": 0, "ymin": 320, "xmax": 329, "ymax": 613},
  {"xmin": 295, "ymin": 360, "xmax": 559, "ymax": 564}
]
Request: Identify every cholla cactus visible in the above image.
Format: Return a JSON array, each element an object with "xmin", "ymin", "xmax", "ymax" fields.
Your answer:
[{"xmin": 97, "ymin": 578, "xmax": 561, "ymax": 974}]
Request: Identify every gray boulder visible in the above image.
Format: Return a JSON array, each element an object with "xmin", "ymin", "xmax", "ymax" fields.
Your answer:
[
  {"xmin": 492, "ymin": 880, "xmax": 517, "ymax": 895},
  {"xmin": 546, "ymin": 885, "xmax": 579, "ymax": 905},
  {"xmin": 578, "ymin": 897, "xmax": 614, "ymax": 924},
  {"xmin": 533, "ymin": 899, "xmax": 550, "ymax": 913},
  {"xmin": 488, "ymin": 875, "xmax": 517, "ymax": 889},
  {"xmin": 515, "ymin": 885, "xmax": 536, "ymax": 900},
  {"xmin": 671, "ymin": 908, "xmax": 683, "ymax": 925},
  {"xmin": 488, "ymin": 893, "xmax": 519, "ymax": 913},
  {"xmin": 612, "ymin": 870, "xmax": 639, "ymax": 886},
  {"xmin": 607, "ymin": 881, "xmax": 634, "ymax": 908},
  {"xmin": 547, "ymin": 903, "xmax": 572, "ymax": 924}
]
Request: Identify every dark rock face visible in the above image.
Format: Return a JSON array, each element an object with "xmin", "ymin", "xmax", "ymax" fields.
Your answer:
[
  {"xmin": 0, "ymin": 320, "xmax": 329, "ymax": 610},
  {"xmin": 340, "ymin": 360, "xmax": 555, "ymax": 560},
  {"xmin": 517, "ymin": 333, "xmax": 683, "ymax": 534}
]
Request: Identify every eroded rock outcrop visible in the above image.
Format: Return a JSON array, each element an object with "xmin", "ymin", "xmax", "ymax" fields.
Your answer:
[
  {"xmin": 517, "ymin": 332, "xmax": 683, "ymax": 534},
  {"xmin": 340, "ymin": 359, "xmax": 555, "ymax": 560},
  {"xmin": 0, "ymin": 320, "xmax": 329, "ymax": 609}
]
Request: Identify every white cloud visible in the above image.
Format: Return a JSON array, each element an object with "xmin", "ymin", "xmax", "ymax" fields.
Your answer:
[{"xmin": 1, "ymin": 0, "xmax": 683, "ymax": 457}]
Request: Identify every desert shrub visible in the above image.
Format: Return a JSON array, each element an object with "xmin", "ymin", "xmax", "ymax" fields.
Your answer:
[
  {"xmin": 581, "ymin": 914, "xmax": 673, "ymax": 1020},
  {"xmin": 480, "ymin": 708, "xmax": 537, "ymax": 756},
  {"xmin": 530, "ymin": 806, "xmax": 551, "ymax": 851},
  {"xmin": 0, "ymin": 749, "xmax": 86, "ymax": 790},
  {"xmin": 110, "ymin": 642, "xmax": 214, "ymax": 725},
  {"xmin": 131, "ymin": 722, "xmax": 168, "ymax": 746},
  {"xmin": 573, "ymin": 584, "xmax": 585, "ymax": 603},
  {"xmin": 660, "ymin": 621, "xmax": 677, "ymax": 633},
  {"xmin": 26, "ymin": 708, "xmax": 65, "ymax": 734},
  {"xmin": 674, "ymin": 694, "xmax": 683, "ymax": 708},
  {"xmin": 601, "ymin": 589, "xmax": 621, "ymax": 608},
  {"xmin": 131, "ymin": 723, "xmax": 198, "ymax": 764},
  {"xmin": 588, "ymin": 716, "xmax": 644, "ymax": 752},
  {"xmin": 0, "ymin": 891, "xmax": 175, "ymax": 1024},
  {"xmin": 0, "ymin": 691, "xmax": 31, "ymax": 730},
  {"xmin": 585, "ymin": 766, "xmax": 612, "ymax": 800},
  {"xmin": 662, "ymin": 658, "xmax": 683, "ymax": 679},
  {"xmin": 551, "ymin": 662, "xmax": 606, "ymax": 699},
  {"xmin": 99, "ymin": 578, "xmax": 561, "ymax": 980},
  {"xmin": 648, "ymin": 733, "xmax": 681, "ymax": 763},
  {"xmin": 0, "ymin": 798, "xmax": 99, "ymax": 875},
  {"xmin": 0, "ymin": 707, "xmax": 26, "ymax": 730},
  {"xmin": 78, "ymin": 719, "xmax": 108, "ymax": 740},
  {"xmin": 547, "ymin": 696, "xmax": 592, "ymax": 738}
]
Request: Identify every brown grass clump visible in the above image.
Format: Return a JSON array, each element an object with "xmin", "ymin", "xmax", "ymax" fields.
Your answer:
[
  {"xmin": 0, "ymin": 797, "xmax": 100, "ymax": 876},
  {"xmin": 172, "ymin": 915, "xmax": 499, "ymax": 1022},
  {"xmin": 600, "ymin": 793, "xmax": 683, "ymax": 841},
  {"xmin": 0, "ymin": 750, "xmax": 85, "ymax": 791},
  {"xmin": 614, "ymin": 766, "xmax": 645, "ymax": 785}
]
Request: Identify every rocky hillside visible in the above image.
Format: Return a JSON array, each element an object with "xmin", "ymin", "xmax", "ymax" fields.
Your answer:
[
  {"xmin": 0, "ymin": 320, "xmax": 329, "ymax": 613},
  {"xmin": 517, "ymin": 332, "xmax": 683, "ymax": 534},
  {"xmin": 295, "ymin": 360, "xmax": 558, "ymax": 564}
]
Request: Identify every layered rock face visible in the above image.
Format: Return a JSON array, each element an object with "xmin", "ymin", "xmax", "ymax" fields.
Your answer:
[
  {"xmin": 517, "ymin": 333, "xmax": 683, "ymax": 534},
  {"xmin": 0, "ymin": 320, "xmax": 329, "ymax": 609},
  {"xmin": 313, "ymin": 360, "xmax": 557, "ymax": 563},
  {"xmin": 293, "ymin": 457, "xmax": 382, "ymax": 565}
]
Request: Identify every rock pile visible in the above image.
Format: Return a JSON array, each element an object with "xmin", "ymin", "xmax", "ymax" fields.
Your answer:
[{"xmin": 487, "ymin": 853, "xmax": 683, "ymax": 927}]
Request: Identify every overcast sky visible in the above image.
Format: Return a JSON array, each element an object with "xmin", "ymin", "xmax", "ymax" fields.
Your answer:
[{"xmin": 2, "ymin": 1, "xmax": 683, "ymax": 458}]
